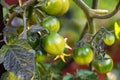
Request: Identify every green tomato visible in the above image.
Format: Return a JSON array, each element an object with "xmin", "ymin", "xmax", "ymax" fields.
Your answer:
[
  {"xmin": 35, "ymin": 49, "xmax": 47, "ymax": 62},
  {"xmin": 41, "ymin": 0, "xmax": 69, "ymax": 16},
  {"xmin": 73, "ymin": 45, "xmax": 94, "ymax": 65},
  {"xmin": 93, "ymin": 54, "xmax": 113, "ymax": 74},
  {"xmin": 41, "ymin": 0, "xmax": 62, "ymax": 15},
  {"xmin": 103, "ymin": 33, "xmax": 115, "ymax": 46},
  {"xmin": 41, "ymin": 16, "xmax": 60, "ymax": 32},
  {"xmin": 42, "ymin": 32, "xmax": 65, "ymax": 55},
  {"xmin": 57, "ymin": 0, "xmax": 69, "ymax": 15}
]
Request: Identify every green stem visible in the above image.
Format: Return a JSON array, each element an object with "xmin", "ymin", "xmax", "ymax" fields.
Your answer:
[
  {"xmin": 73, "ymin": 0, "xmax": 96, "ymax": 34},
  {"xmin": 87, "ymin": 17, "xmax": 95, "ymax": 34}
]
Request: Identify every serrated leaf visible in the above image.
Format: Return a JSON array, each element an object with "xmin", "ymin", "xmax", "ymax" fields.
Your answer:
[
  {"xmin": 0, "ymin": 45, "xmax": 9, "ymax": 64},
  {"xmin": 75, "ymin": 70, "xmax": 98, "ymax": 80},
  {"xmin": 114, "ymin": 22, "xmax": 120, "ymax": 39},
  {"xmin": 3, "ymin": 45, "xmax": 35, "ymax": 80}
]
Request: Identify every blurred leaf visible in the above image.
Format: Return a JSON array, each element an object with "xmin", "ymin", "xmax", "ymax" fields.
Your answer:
[
  {"xmin": 114, "ymin": 22, "xmax": 120, "ymax": 40},
  {"xmin": 28, "ymin": 25, "xmax": 45, "ymax": 33},
  {"xmin": 0, "ymin": 72, "xmax": 19, "ymax": 80},
  {"xmin": 11, "ymin": 17, "xmax": 23, "ymax": 27},
  {"xmin": 107, "ymin": 69, "xmax": 120, "ymax": 80},
  {"xmin": 3, "ymin": 45, "xmax": 35, "ymax": 80},
  {"xmin": 0, "ymin": 45, "xmax": 9, "ymax": 64},
  {"xmin": 75, "ymin": 70, "xmax": 98, "ymax": 80},
  {"xmin": 62, "ymin": 73, "xmax": 75, "ymax": 80}
]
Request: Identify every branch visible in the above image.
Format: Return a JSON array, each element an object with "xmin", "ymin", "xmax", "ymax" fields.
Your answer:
[
  {"xmin": 73, "ymin": 0, "xmax": 90, "ymax": 17},
  {"xmin": 92, "ymin": 0, "xmax": 120, "ymax": 19},
  {"xmin": 73, "ymin": 0, "xmax": 120, "ymax": 34},
  {"xmin": 73, "ymin": 0, "xmax": 96, "ymax": 34}
]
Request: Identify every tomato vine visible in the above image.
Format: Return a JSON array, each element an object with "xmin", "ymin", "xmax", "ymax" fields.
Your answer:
[{"xmin": 0, "ymin": 0, "xmax": 120, "ymax": 80}]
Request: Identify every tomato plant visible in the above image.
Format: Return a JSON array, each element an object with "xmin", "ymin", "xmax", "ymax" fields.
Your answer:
[
  {"xmin": 73, "ymin": 45, "xmax": 94, "ymax": 65},
  {"xmin": 0, "ymin": 0, "xmax": 120, "ymax": 80}
]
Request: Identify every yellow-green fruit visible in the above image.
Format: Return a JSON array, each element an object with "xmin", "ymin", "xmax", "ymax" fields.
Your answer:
[
  {"xmin": 41, "ymin": 16, "xmax": 60, "ymax": 32},
  {"xmin": 93, "ymin": 54, "xmax": 113, "ymax": 73},
  {"xmin": 57, "ymin": 0, "xmax": 69, "ymax": 15},
  {"xmin": 103, "ymin": 33, "xmax": 115, "ymax": 46},
  {"xmin": 42, "ymin": 32, "xmax": 65, "ymax": 55},
  {"xmin": 73, "ymin": 45, "xmax": 94, "ymax": 65},
  {"xmin": 42, "ymin": 0, "xmax": 62, "ymax": 15}
]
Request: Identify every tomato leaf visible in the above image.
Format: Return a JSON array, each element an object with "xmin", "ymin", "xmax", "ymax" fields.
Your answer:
[
  {"xmin": 75, "ymin": 69, "xmax": 98, "ymax": 80},
  {"xmin": 0, "ymin": 45, "xmax": 9, "ymax": 64},
  {"xmin": 3, "ymin": 45, "xmax": 35, "ymax": 80},
  {"xmin": 114, "ymin": 22, "xmax": 120, "ymax": 40},
  {"xmin": 28, "ymin": 25, "xmax": 45, "ymax": 33}
]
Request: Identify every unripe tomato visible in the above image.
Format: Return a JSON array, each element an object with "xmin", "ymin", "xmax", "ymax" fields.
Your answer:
[
  {"xmin": 93, "ymin": 54, "xmax": 113, "ymax": 74},
  {"xmin": 103, "ymin": 33, "xmax": 115, "ymax": 46},
  {"xmin": 73, "ymin": 45, "xmax": 94, "ymax": 65},
  {"xmin": 41, "ymin": 16, "xmax": 60, "ymax": 32},
  {"xmin": 41, "ymin": 0, "xmax": 69, "ymax": 16},
  {"xmin": 35, "ymin": 49, "xmax": 47, "ymax": 62},
  {"xmin": 57, "ymin": 0, "xmax": 69, "ymax": 15},
  {"xmin": 42, "ymin": 32, "xmax": 65, "ymax": 55}
]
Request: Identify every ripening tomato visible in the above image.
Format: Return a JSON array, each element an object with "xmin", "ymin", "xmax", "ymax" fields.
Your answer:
[
  {"xmin": 103, "ymin": 33, "xmax": 115, "ymax": 46},
  {"xmin": 41, "ymin": 16, "xmax": 60, "ymax": 32},
  {"xmin": 41, "ymin": 0, "xmax": 69, "ymax": 16},
  {"xmin": 42, "ymin": 32, "xmax": 65, "ymax": 55},
  {"xmin": 93, "ymin": 54, "xmax": 113, "ymax": 74},
  {"xmin": 73, "ymin": 45, "xmax": 94, "ymax": 65}
]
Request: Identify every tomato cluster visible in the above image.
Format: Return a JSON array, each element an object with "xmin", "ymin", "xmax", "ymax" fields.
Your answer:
[
  {"xmin": 5, "ymin": 0, "xmax": 116, "ymax": 77},
  {"xmin": 72, "ymin": 28, "xmax": 115, "ymax": 74},
  {"xmin": 18, "ymin": 0, "xmax": 70, "ymax": 62}
]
